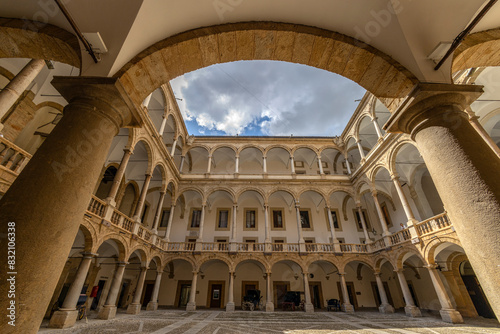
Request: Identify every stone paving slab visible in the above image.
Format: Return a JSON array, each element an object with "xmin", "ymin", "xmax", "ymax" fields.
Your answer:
[{"xmin": 38, "ymin": 310, "xmax": 500, "ymax": 334}]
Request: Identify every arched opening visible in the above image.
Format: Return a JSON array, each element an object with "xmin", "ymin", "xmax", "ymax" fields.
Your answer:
[
  {"xmin": 211, "ymin": 146, "xmax": 236, "ymax": 174},
  {"xmin": 266, "ymin": 147, "xmax": 291, "ymax": 174},
  {"xmin": 183, "ymin": 147, "xmax": 209, "ymax": 174},
  {"xmin": 239, "ymin": 147, "xmax": 263, "ymax": 174}
]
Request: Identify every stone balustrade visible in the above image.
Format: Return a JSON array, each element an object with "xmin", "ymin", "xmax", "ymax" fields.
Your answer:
[
  {"xmin": 84, "ymin": 195, "xmax": 455, "ymax": 256},
  {"xmin": 0, "ymin": 137, "xmax": 32, "ymax": 193}
]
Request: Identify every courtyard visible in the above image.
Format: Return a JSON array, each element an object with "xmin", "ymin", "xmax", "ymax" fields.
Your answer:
[{"xmin": 38, "ymin": 310, "xmax": 500, "ymax": 334}]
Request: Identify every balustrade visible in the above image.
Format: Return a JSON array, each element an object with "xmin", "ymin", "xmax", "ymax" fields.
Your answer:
[
  {"xmin": 0, "ymin": 137, "xmax": 31, "ymax": 174},
  {"xmin": 415, "ymin": 213, "xmax": 451, "ymax": 236}
]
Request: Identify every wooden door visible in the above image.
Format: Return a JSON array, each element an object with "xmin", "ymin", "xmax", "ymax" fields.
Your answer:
[
  {"xmin": 207, "ymin": 281, "xmax": 225, "ymax": 309},
  {"xmin": 337, "ymin": 281, "xmax": 358, "ymax": 309},
  {"xmin": 141, "ymin": 281, "xmax": 155, "ymax": 306},
  {"xmin": 308, "ymin": 282, "xmax": 323, "ymax": 309},
  {"xmin": 175, "ymin": 281, "xmax": 192, "ymax": 308},
  {"xmin": 273, "ymin": 281, "xmax": 290, "ymax": 308},
  {"xmin": 371, "ymin": 281, "xmax": 394, "ymax": 307}
]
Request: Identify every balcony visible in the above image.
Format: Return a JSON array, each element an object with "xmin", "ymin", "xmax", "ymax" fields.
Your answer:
[
  {"xmin": 86, "ymin": 195, "xmax": 454, "ymax": 256},
  {"xmin": 0, "ymin": 137, "xmax": 31, "ymax": 194}
]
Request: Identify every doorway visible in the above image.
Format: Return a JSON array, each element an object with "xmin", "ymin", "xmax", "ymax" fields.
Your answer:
[
  {"xmin": 91, "ymin": 280, "xmax": 106, "ymax": 310},
  {"xmin": 407, "ymin": 281, "xmax": 419, "ymax": 308},
  {"xmin": 371, "ymin": 281, "xmax": 394, "ymax": 307},
  {"xmin": 141, "ymin": 281, "xmax": 155, "ymax": 307},
  {"xmin": 273, "ymin": 281, "xmax": 290, "ymax": 308},
  {"xmin": 337, "ymin": 281, "xmax": 358, "ymax": 309},
  {"xmin": 242, "ymin": 281, "xmax": 259, "ymax": 303},
  {"xmin": 308, "ymin": 282, "xmax": 323, "ymax": 309},
  {"xmin": 117, "ymin": 280, "xmax": 130, "ymax": 308},
  {"xmin": 207, "ymin": 281, "xmax": 225, "ymax": 309},
  {"xmin": 175, "ymin": 280, "xmax": 192, "ymax": 308}
]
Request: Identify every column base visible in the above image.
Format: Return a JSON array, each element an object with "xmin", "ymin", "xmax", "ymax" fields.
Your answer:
[
  {"xmin": 186, "ymin": 302, "xmax": 196, "ymax": 311},
  {"xmin": 266, "ymin": 302, "xmax": 274, "ymax": 312},
  {"xmin": 126, "ymin": 303, "xmax": 142, "ymax": 314},
  {"xmin": 98, "ymin": 305, "xmax": 117, "ymax": 320},
  {"xmin": 342, "ymin": 303, "xmax": 354, "ymax": 313},
  {"xmin": 304, "ymin": 303, "xmax": 314, "ymax": 313},
  {"xmin": 49, "ymin": 309, "xmax": 78, "ymax": 329},
  {"xmin": 378, "ymin": 303, "xmax": 395, "ymax": 314},
  {"xmin": 226, "ymin": 302, "xmax": 235, "ymax": 312},
  {"xmin": 439, "ymin": 309, "xmax": 464, "ymax": 324},
  {"xmin": 404, "ymin": 305, "xmax": 422, "ymax": 317},
  {"xmin": 146, "ymin": 301, "xmax": 158, "ymax": 311}
]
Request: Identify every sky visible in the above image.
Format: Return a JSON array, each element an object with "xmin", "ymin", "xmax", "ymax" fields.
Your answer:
[{"xmin": 170, "ymin": 60, "xmax": 366, "ymax": 137}]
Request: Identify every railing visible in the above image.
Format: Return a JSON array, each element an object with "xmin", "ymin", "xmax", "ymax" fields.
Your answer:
[
  {"xmin": 0, "ymin": 137, "xmax": 32, "ymax": 174},
  {"xmin": 415, "ymin": 212, "xmax": 451, "ymax": 237},
  {"xmin": 340, "ymin": 243, "xmax": 368, "ymax": 253},
  {"xmin": 238, "ymin": 242, "xmax": 265, "ymax": 252},
  {"xmin": 390, "ymin": 228, "xmax": 412, "ymax": 245},
  {"xmin": 202, "ymin": 242, "xmax": 229, "ymax": 251},
  {"xmin": 87, "ymin": 197, "xmax": 106, "ymax": 217},
  {"xmin": 83, "ymin": 197, "xmax": 454, "ymax": 256}
]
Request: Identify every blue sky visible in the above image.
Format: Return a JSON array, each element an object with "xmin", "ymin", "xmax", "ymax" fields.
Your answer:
[{"xmin": 170, "ymin": 60, "xmax": 366, "ymax": 137}]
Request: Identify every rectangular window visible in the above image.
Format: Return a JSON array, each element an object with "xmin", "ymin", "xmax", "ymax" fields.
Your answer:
[
  {"xmin": 159, "ymin": 209, "xmax": 170, "ymax": 228},
  {"xmin": 216, "ymin": 208, "xmax": 230, "ymax": 230},
  {"xmin": 272, "ymin": 208, "xmax": 284, "ymax": 229},
  {"xmin": 244, "ymin": 209, "xmax": 257, "ymax": 230},
  {"xmin": 325, "ymin": 208, "xmax": 342, "ymax": 231},
  {"xmin": 300, "ymin": 210, "xmax": 311, "ymax": 229},
  {"xmin": 381, "ymin": 202, "xmax": 393, "ymax": 228},
  {"xmin": 190, "ymin": 208, "xmax": 202, "ymax": 228},
  {"xmin": 353, "ymin": 209, "xmax": 371, "ymax": 231}
]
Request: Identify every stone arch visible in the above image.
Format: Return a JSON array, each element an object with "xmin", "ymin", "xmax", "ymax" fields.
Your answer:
[
  {"xmin": 198, "ymin": 257, "xmax": 233, "ymax": 272},
  {"xmin": 268, "ymin": 188, "xmax": 298, "ymax": 202},
  {"xmin": 304, "ymin": 257, "xmax": 340, "ymax": 272},
  {"xmin": 151, "ymin": 161, "xmax": 168, "ymax": 189},
  {"xmin": 116, "ymin": 22, "xmax": 417, "ymax": 110},
  {"xmin": 318, "ymin": 145, "xmax": 341, "ymax": 155},
  {"xmin": 78, "ymin": 223, "xmax": 95, "ymax": 253},
  {"xmin": 395, "ymin": 247, "xmax": 426, "ymax": 269},
  {"xmin": 238, "ymin": 144, "xmax": 265, "ymax": 155},
  {"xmin": 341, "ymin": 193, "xmax": 356, "ymax": 221},
  {"xmin": 0, "ymin": 65, "xmax": 15, "ymax": 81},
  {"xmin": 34, "ymin": 101, "xmax": 65, "ymax": 113},
  {"xmin": 291, "ymin": 145, "xmax": 319, "ymax": 155},
  {"xmin": 0, "ymin": 18, "xmax": 81, "ymax": 68},
  {"xmin": 340, "ymin": 257, "xmax": 375, "ymax": 274},
  {"xmin": 236, "ymin": 187, "xmax": 267, "ymax": 204},
  {"xmin": 423, "ymin": 236, "xmax": 463, "ymax": 265},
  {"xmin": 211, "ymin": 144, "xmax": 238, "ymax": 155},
  {"xmin": 369, "ymin": 163, "xmax": 392, "ymax": 184},
  {"xmin": 126, "ymin": 246, "xmax": 149, "ymax": 265},
  {"xmin": 374, "ymin": 254, "xmax": 396, "ymax": 271},
  {"xmin": 149, "ymin": 255, "xmax": 163, "ymax": 271},
  {"xmin": 297, "ymin": 188, "xmax": 327, "ymax": 203},
  {"xmin": 269, "ymin": 257, "xmax": 305, "ymax": 273},
  {"xmin": 93, "ymin": 234, "xmax": 128, "ymax": 261},
  {"xmin": 264, "ymin": 144, "xmax": 292, "ymax": 155},
  {"xmin": 165, "ymin": 179, "xmax": 177, "ymax": 198},
  {"xmin": 206, "ymin": 187, "xmax": 236, "ymax": 203},
  {"xmin": 453, "ymin": 27, "xmax": 500, "ymax": 73},
  {"xmin": 360, "ymin": 189, "xmax": 396, "ymax": 211},
  {"xmin": 234, "ymin": 258, "xmax": 269, "ymax": 273},
  {"xmin": 175, "ymin": 187, "xmax": 205, "ymax": 203},
  {"xmin": 164, "ymin": 255, "xmax": 196, "ymax": 272},
  {"xmin": 131, "ymin": 138, "xmax": 155, "ymax": 173},
  {"xmin": 354, "ymin": 113, "xmax": 374, "ymax": 139},
  {"xmin": 387, "ymin": 139, "xmax": 419, "ymax": 175}
]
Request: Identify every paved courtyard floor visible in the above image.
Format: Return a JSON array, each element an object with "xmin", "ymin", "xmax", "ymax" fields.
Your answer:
[{"xmin": 39, "ymin": 310, "xmax": 500, "ymax": 334}]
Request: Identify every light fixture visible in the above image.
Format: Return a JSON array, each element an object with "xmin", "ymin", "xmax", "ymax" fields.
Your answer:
[
  {"xmin": 82, "ymin": 32, "xmax": 108, "ymax": 54},
  {"xmin": 427, "ymin": 42, "xmax": 453, "ymax": 64},
  {"xmin": 293, "ymin": 273, "xmax": 299, "ymax": 280}
]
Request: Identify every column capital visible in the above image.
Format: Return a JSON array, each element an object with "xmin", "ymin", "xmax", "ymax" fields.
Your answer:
[
  {"xmin": 390, "ymin": 173, "xmax": 400, "ymax": 181},
  {"xmin": 81, "ymin": 252, "xmax": 98, "ymax": 259},
  {"xmin": 51, "ymin": 76, "xmax": 143, "ymax": 128},
  {"xmin": 384, "ymin": 83, "xmax": 483, "ymax": 136},
  {"xmin": 425, "ymin": 263, "xmax": 440, "ymax": 270},
  {"xmin": 192, "ymin": 271, "xmax": 199, "ymax": 275},
  {"xmin": 140, "ymin": 266, "xmax": 150, "ymax": 271},
  {"xmin": 123, "ymin": 148, "xmax": 133, "ymax": 155},
  {"xmin": 393, "ymin": 268, "xmax": 404, "ymax": 273},
  {"xmin": 338, "ymin": 272, "xmax": 346, "ymax": 277},
  {"xmin": 117, "ymin": 261, "xmax": 129, "ymax": 267},
  {"xmin": 144, "ymin": 173, "xmax": 152, "ymax": 178},
  {"xmin": 374, "ymin": 271, "xmax": 382, "ymax": 277},
  {"xmin": 159, "ymin": 190, "xmax": 166, "ymax": 196}
]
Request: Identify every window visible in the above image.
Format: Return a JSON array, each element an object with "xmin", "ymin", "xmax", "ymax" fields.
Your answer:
[
  {"xmin": 381, "ymin": 202, "xmax": 393, "ymax": 228},
  {"xmin": 244, "ymin": 208, "xmax": 257, "ymax": 230},
  {"xmin": 325, "ymin": 209, "xmax": 342, "ymax": 231},
  {"xmin": 353, "ymin": 209, "xmax": 371, "ymax": 231},
  {"xmin": 271, "ymin": 208, "xmax": 285, "ymax": 229},
  {"xmin": 299, "ymin": 209, "xmax": 312, "ymax": 229},
  {"xmin": 190, "ymin": 208, "xmax": 202, "ymax": 228},
  {"xmin": 216, "ymin": 208, "xmax": 230, "ymax": 230},
  {"xmin": 159, "ymin": 209, "xmax": 170, "ymax": 228}
]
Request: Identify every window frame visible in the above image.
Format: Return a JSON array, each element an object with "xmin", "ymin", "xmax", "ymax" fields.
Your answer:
[
  {"xmin": 325, "ymin": 208, "xmax": 342, "ymax": 231},
  {"xmin": 188, "ymin": 207, "xmax": 202, "ymax": 230},
  {"xmin": 299, "ymin": 208, "xmax": 313, "ymax": 231},
  {"xmin": 215, "ymin": 208, "xmax": 231, "ymax": 231},
  {"xmin": 270, "ymin": 207, "xmax": 286, "ymax": 230},
  {"xmin": 243, "ymin": 208, "xmax": 258, "ymax": 231}
]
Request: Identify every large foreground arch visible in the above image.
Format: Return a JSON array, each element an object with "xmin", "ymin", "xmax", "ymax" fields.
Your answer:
[{"xmin": 116, "ymin": 22, "xmax": 418, "ymax": 110}]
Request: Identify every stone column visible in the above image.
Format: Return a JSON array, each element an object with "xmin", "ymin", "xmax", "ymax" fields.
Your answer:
[
  {"xmin": 231, "ymin": 204, "xmax": 237, "ymax": 242},
  {"xmin": 264, "ymin": 205, "xmax": 271, "ymax": 243},
  {"xmin": 395, "ymin": 269, "xmax": 421, "ymax": 317},
  {"xmin": 426, "ymin": 265, "xmax": 463, "ymax": 323},
  {"xmin": 384, "ymin": 83, "xmax": 500, "ymax": 318},
  {"xmin": 0, "ymin": 59, "xmax": 45, "ymax": 132},
  {"xmin": 142, "ymin": 93, "xmax": 152, "ymax": 107},
  {"xmin": 164, "ymin": 204, "xmax": 175, "ymax": 241},
  {"xmin": 466, "ymin": 109, "xmax": 500, "ymax": 158},
  {"xmin": 317, "ymin": 155, "xmax": 324, "ymax": 174},
  {"xmin": 158, "ymin": 114, "xmax": 167, "ymax": 135},
  {"xmin": 262, "ymin": 156, "xmax": 267, "ymax": 174},
  {"xmin": 339, "ymin": 273, "xmax": 354, "ymax": 312},
  {"xmin": 391, "ymin": 174, "xmax": 418, "ymax": 229},
  {"xmin": 206, "ymin": 155, "xmax": 212, "ymax": 174},
  {"xmin": 197, "ymin": 204, "xmax": 206, "ymax": 243},
  {"xmin": 99, "ymin": 262, "xmax": 128, "ymax": 320},
  {"xmin": 356, "ymin": 140, "xmax": 366, "ymax": 162},
  {"xmin": 179, "ymin": 155, "xmax": 185, "ymax": 173},
  {"xmin": 133, "ymin": 174, "xmax": 152, "ymax": 221},
  {"xmin": 147, "ymin": 271, "xmax": 163, "ymax": 310},
  {"xmin": 152, "ymin": 191, "xmax": 166, "ymax": 232},
  {"xmin": 408, "ymin": 184, "xmax": 426, "ymax": 220},
  {"xmin": 303, "ymin": 272, "xmax": 314, "ymax": 312},
  {"xmin": 326, "ymin": 207, "xmax": 340, "ymax": 252},
  {"xmin": 170, "ymin": 138, "xmax": 177, "ymax": 156},
  {"xmin": 49, "ymin": 253, "xmax": 96, "ymax": 328},
  {"xmin": 371, "ymin": 117, "xmax": 384, "ymax": 141},
  {"xmin": 374, "ymin": 272, "xmax": 394, "ymax": 313},
  {"xmin": 106, "ymin": 149, "xmax": 133, "ymax": 206},
  {"xmin": 226, "ymin": 272, "xmax": 235, "ymax": 312},
  {"xmin": 344, "ymin": 155, "xmax": 352, "ymax": 175},
  {"xmin": 0, "ymin": 76, "xmax": 139, "ymax": 334},
  {"xmin": 371, "ymin": 190, "xmax": 391, "ymax": 237},
  {"xmin": 266, "ymin": 272, "xmax": 274, "ymax": 312},
  {"xmin": 127, "ymin": 266, "xmax": 148, "ymax": 314},
  {"xmin": 356, "ymin": 205, "xmax": 372, "ymax": 242},
  {"xmin": 290, "ymin": 156, "xmax": 295, "ymax": 174},
  {"xmin": 441, "ymin": 270, "xmax": 477, "ymax": 317},
  {"xmin": 186, "ymin": 271, "xmax": 198, "ymax": 311},
  {"xmin": 295, "ymin": 202, "xmax": 304, "ymax": 244},
  {"xmin": 235, "ymin": 155, "xmax": 239, "ymax": 174}
]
